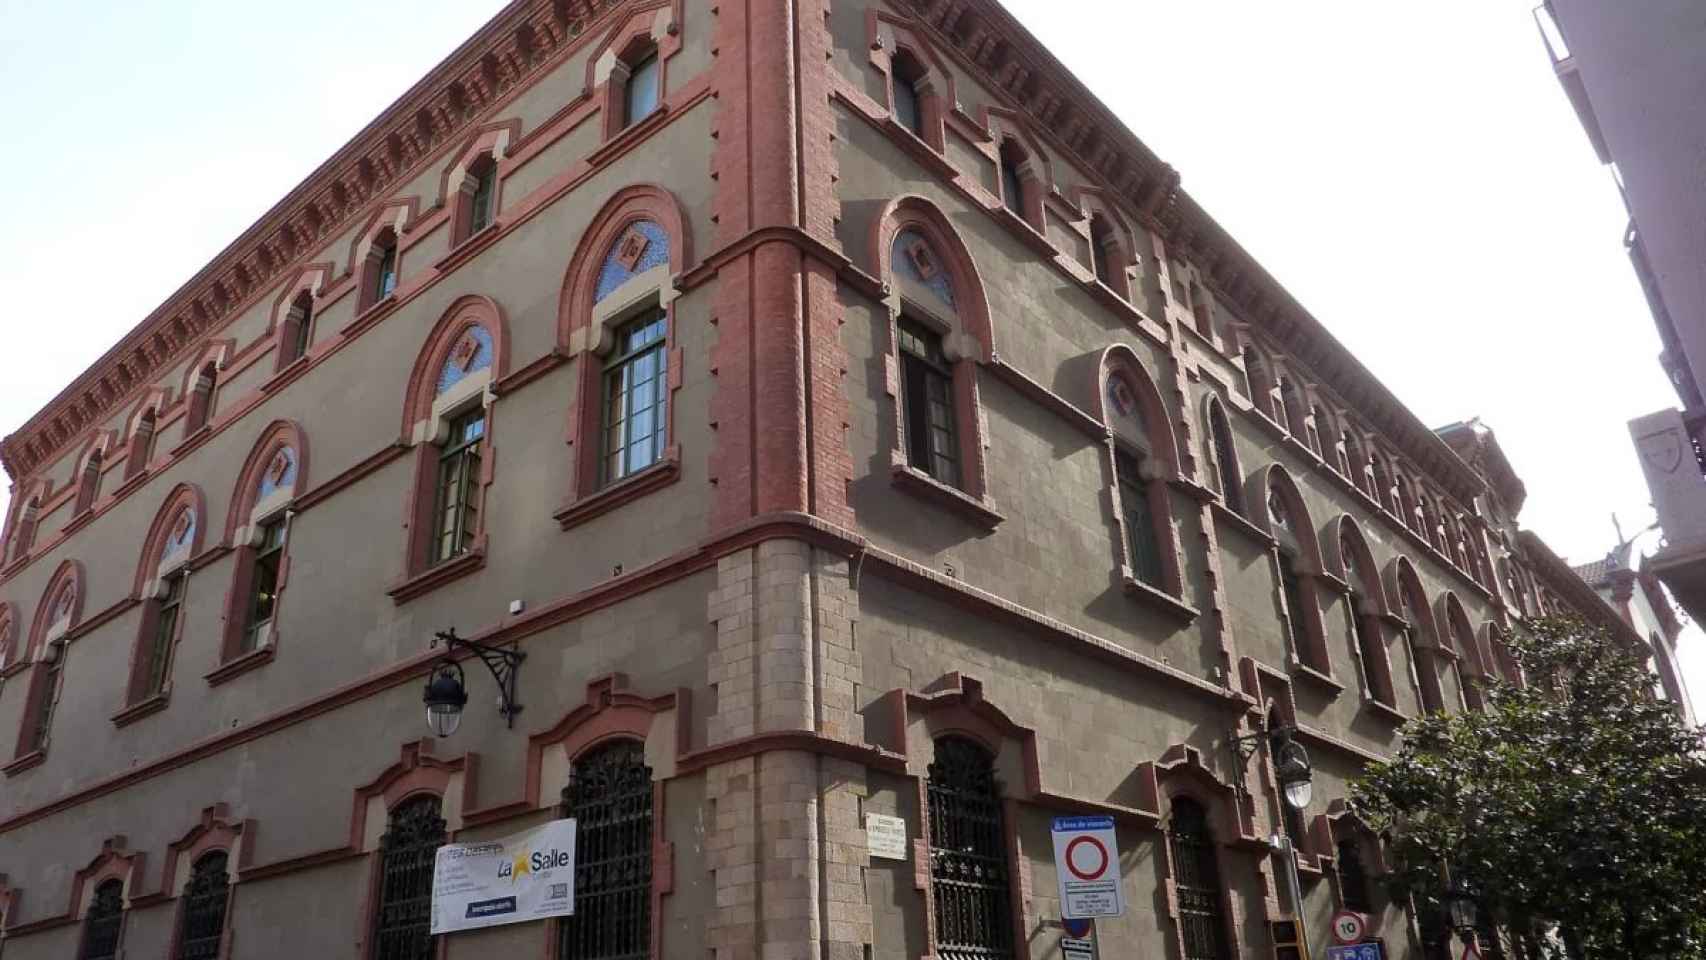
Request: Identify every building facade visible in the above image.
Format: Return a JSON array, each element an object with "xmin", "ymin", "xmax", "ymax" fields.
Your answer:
[
  {"xmin": 0, "ymin": 2, "xmax": 1655, "ymax": 959},
  {"xmin": 1536, "ymin": 0, "xmax": 1706, "ymax": 624}
]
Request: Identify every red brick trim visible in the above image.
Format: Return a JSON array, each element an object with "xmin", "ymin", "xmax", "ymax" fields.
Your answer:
[
  {"xmin": 216, "ymin": 420, "xmax": 309, "ymax": 667},
  {"xmin": 120, "ymin": 483, "xmax": 206, "ymax": 709},
  {"xmin": 25, "ymin": 558, "xmax": 84, "ymax": 662},
  {"xmin": 120, "ymin": 388, "xmax": 171, "ymax": 484},
  {"xmin": 62, "ymin": 836, "xmax": 144, "ymax": 938},
  {"xmin": 156, "ymin": 805, "xmax": 250, "ymax": 960},
  {"xmin": 0, "ymin": 601, "xmax": 16, "ymax": 673}
]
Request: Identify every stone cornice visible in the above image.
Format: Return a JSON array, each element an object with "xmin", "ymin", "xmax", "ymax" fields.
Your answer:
[
  {"xmin": 0, "ymin": 0, "xmax": 621, "ymax": 482},
  {"xmin": 901, "ymin": 0, "xmax": 1487, "ymax": 503}
]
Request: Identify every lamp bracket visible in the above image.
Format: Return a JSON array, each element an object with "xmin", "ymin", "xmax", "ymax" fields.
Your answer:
[{"xmin": 433, "ymin": 628, "xmax": 526, "ymax": 727}]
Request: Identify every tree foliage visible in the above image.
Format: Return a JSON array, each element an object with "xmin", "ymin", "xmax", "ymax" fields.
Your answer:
[{"xmin": 1350, "ymin": 617, "xmax": 1706, "ymax": 959}]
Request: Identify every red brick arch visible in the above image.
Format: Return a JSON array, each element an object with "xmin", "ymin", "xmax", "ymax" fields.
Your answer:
[
  {"xmin": 556, "ymin": 183, "xmax": 692, "ymax": 351},
  {"xmin": 872, "ymin": 194, "xmax": 995, "ymax": 360}
]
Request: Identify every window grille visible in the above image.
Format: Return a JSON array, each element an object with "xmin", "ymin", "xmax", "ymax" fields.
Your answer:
[
  {"xmin": 898, "ymin": 320, "xmax": 960, "ymax": 488},
  {"xmin": 926, "ymin": 736, "xmax": 1012, "ymax": 960},
  {"xmin": 371, "ymin": 795, "xmax": 446, "ymax": 960},
  {"xmin": 242, "ymin": 519, "xmax": 286, "ymax": 652},
  {"xmin": 558, "ymin": 739, "xmax": 653, "ymax": 960},
  {"xmin": 625, "ymin": 52, "xmax": 660, "ymax": 126},
  {"xmin": 1335, "ymin": 839, "xmax": 1373, "ymax": 913},
  {"xmin": 431, "ymin": 409, "xmax": 486, "ymax": 564},
  {"xmin": 1116, "ymin": 451, "xmax": 1163, "ymax": 587},
  {"xmin": 1168, "ymin": 799, "xmax": 1229, "ymax": 960},
  {"xmin": 176, "ymin": 851, "xmax": 230, "ymax": 960},
  {"xmin": 81, "ymin": 879, "xmax": 125, "ymax": 960},
  {"xmin": 602, "ymin": 311, "xmax": 669, "ymax": 484}
]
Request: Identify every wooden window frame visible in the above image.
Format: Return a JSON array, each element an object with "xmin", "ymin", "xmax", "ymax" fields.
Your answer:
[
  {"xmin": 216, "ymin": 422, "xmax": 308, "ymax": 672},
  {"xmin": 120, "ymin": 485, "xmax": 206, "ymax": 719},
  {"xmin": 430, "ymin": 407, "xmax": 487, "ymax": 567}
]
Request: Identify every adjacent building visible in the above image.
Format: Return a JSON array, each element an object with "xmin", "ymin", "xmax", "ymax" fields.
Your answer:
[
  {"xmin": 0, "ymin": 2, "xmax": 1666, "ymax": 959},
  {"xmin": 1536, "ymin": 0, "xmax": 1706, "ymax": 624}
]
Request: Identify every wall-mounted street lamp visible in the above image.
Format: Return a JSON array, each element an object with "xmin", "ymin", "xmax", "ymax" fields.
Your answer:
[
  {"xmin": 1446, "ymin": 881, "xmax": 1481, "ymax": 940},
  {"xmin": 422, "ymin": 628, "xmax": 525, "ymax": 737},
  {"xmin": 1231, "ymin": 720, "xmax": 1316, "ymax": 959}
]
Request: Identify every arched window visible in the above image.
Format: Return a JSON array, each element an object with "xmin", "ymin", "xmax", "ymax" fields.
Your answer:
[
  {"xmin": 891, "ymin": 49, "xmax": 926, "ymax": 137},
  {"xmin": 1420, "ymin": 494, "xmax": 1444, "ymax": 552},
  {"xmin": 80, "ymin": 879, "xmax": 126, "ymax": 960},
  {"xmin": 1335, "ymin": 838, "xmax": 1373, "ymax": 913},
  {"xmin": 19, "ymin": 643, "xmax": 63, "ymax": 757},
  {"xmin": 371, "ymin": 795, "xmax": 446, "ymax": 960},
  {"xmin": 1342, "ymin": 429, "xmax": 1369, "ymax": 495},
  {"xmin": 603, "ymin": 310, "xmax": 669, "ymax": 485},
  {"xmin": 1269, "ymin": 491, "xmax": 1325, "ymax": 671},
  {"xmin": 1168, "ymin": 798, "xmax": 1229, "ymax": 960},
  {"xmin": 1116, "ymin": 448, "xmax": 1162, "ymax": 587},
  {"xmin": 279, "ymin": 291, "xmax": 315, "ymax": 368},
  {"xmin": 5, "ymin": 492, "xmax": 40, "ymax": 563},
  {"xmin": 1189, "ymin": 278, "xmax": 1213, "ymax": 340},
  {"xmin": 1396, "ymin": 565, "xmax": 1444, "ymax": 714},
  {"xmin": 0, "ymin": 606, "xmax": 14, "ymax": 673},
  {"xmin": 624, "ymin": 47, "xmax": 661, "ymax": 128},
  {"xmin": 13, "ymin": 564, "xmax": 80, "ymax": 764},
  {"xmin": 1100, "ymin": 353, "xmax": 1182, "ymax": 596},
  {"xmin": 185, "ymin": 361, "xmax": 219, "ymax": 434},
  {"xmin": 176, "ymin": 851, "xmax": 230, "ymax": 960},
  {"xmin": 468, "ymin": 155, "xmax": 498, "ymax": 235},
  {"xmin": 998, "ymin": 139, "xmax": 1026, "ymax": 220},
  {"xmin": 926, "ymin": 736, "xmax": 1012, "ymax": 960},
  {"xmin": 1340, "ymin": 524, "xmax": 1397, "ymax": 708},
  {"xmin": 219, "ymin": 427, "xmax": 305, "ymax": 667},
  {"xmin": 123, "ymin": 488, "xmax": 203, "ymax": 713},
  {"xmin": 1278, "ymin": 378, "xmax": 1308, "ymax": 446},
  {"xmin": 1207, "ymin": 399, "xmax": 1244, "ymax": 516},
  {"xmin": 1369, "ymin": 452, "xmax": 1394, "ymax": 514},
  {"xmin": 558, "ymin": 739, "xmax": 653, "ymax": 960},
  {"xmin": 1394, "ymin": 475, "xmax": 1419, "ymax": 532},
  {"xmin": 1242, "ymin": 345, "xmax": 1278, "ymax": 422}
]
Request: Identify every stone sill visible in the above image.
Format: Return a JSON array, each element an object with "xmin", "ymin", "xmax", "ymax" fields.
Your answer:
[
  {"xmin": 555, "ymin": 457, "xmax": 680, "ymax": 530},
  {"xmin": 111, "ymin": 691, "xmax": 171, "ymax": 728},
  {"xmin": 1361, "ymin": 697, "xmax": 1410, "ymax": 726},
  {"xmin": 387, "ymin": 547, "xmax": 486, "ymax": 605},
  {"xmin": 890, "ymin": 465, "xmax": 1004, "ymax": 529},
  {"xmin": 206, "ymin": 645, "xmax": 276, "ymax": 687},
  {"xmin": 1289, "ymin": 661, "xmax": 1345, "ymax": 696},
  {"xmin": 1122, "ymin": 575, "xmax": 1200, "ymax": 624},
  {"xmin": 1209, "ymin": 500, "xmax": 1275, "ymax": 548},
  {"xmin": 2, "ymin": 750, "xmax": 45, "ymax": 777}
]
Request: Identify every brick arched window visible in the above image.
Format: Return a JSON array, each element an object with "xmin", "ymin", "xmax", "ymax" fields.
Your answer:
[
  {"xmin": 926, "ymin": 735, "xmax": 1012, "ymax": 960},
  {"xmin": 371, "ymin": 794, "xmax": 446, "ymax": 960},
  {"xmin": 1168, "ymin": 798, "xmax": 1230, "ymax": 960},
  {"xmin": 623, "ymin": 45, "xmax": 660, "ymax": 128},
  {"xmin": 1254, "ymin": 467, "xmax": 1333, "ymax": 677},
  {"xmin": 1394, "ymin": 474, "xmax": 1420, "ymax": 532},
  {"xmin": 184, "ymin": 361, "xmax": 220, "ymax": 435},
  {"xmin": 1420, "ymin": 493, "xmax": 1444, "ymax": 552},
  {"xmin": 1099, "ymin": 347, "xmax": 1185, "ymax": 598},
  {"xmin": 891, "ymin": 49, "xmax": 929, "ymax": 138},
  {"xmin": 120, "ymin": 485, "xmax": 205, "ymax": 719},
  {"xmin": 1342, "ymin": 429, "xmax": 1370, "ymax": 497},
  {"xmin": 1335, "ymin": 838, "xmax": 1373, "ymax": 913},
  {"xmin": 390, "ymin": 297, "xmax": 509, "ymax": 600},
  {"xmin": 1336, "ymin": 517, "xmax": 1398, "ymax": 709},
  {"xmin": 1206, "ymin": 396, "xmax": 1244, "ymax": 516},
  {"xmin": 1278, "ymin": 377, "xmax": 1309, "ymax": 447},
  {"xmin": 874, "ymin": 196, "xmax": 999, "ymax": 525},
  {"xmin": 5, "ymin": 490, "xmax": 41, "ymax": 564},
  {"xmin": 999, "ymin": 140, "xmax": 1026, "ymax": 218},
  {"xmin": 450, "ymin": 153, "xmax": 499, "ymax": 245},
  {"xmin": 218, "ymin": 423, "xmax": 307, "ymax": 670},
  {"xmin": 175, "ymin": 851, "xmax": 231, "ymax": 960},
  {"xmin": 1392, "ymin": 559, "xmax": 1445, "ymax": 714},
  {"xmin": 80, "ymin": 879, "xmax": 126, "ymax": 960},
  {"xmin": 1438, "ymin": 593, "xmax": 1483, "ymax": 711},
  {"xmin": 278, "ymin": 291, "xmax": 315, "ymax": 368},
  {"xmin": 9, "ymin": 560, "xmax": 83, "ymax": 770},
  {"xmin": 558, "ymin": 738, "xmax": 653, "ymax": 960},
  {"xmin": 991, "ymin": 131, "xmax": 1045, "ymax": 232},
  {"xmin": 1369, "ymin": 452, "xmax": 1395, "ymax": 515}
]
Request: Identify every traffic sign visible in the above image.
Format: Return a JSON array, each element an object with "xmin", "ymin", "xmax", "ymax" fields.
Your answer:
[
  {"xmin": 1051, "ymin": 816, "xmax": 1124, "ymax": 919},
  {"xmin": 1062, "ymin": 917, "xmax": 1093, "ymax": 939},
  {"xmin": 1327, "ymin": 944, "xmax": 1384, "ymax": 960},
  {"xmin": 1331, "ymin": 910, "xmax": 1367, "ymax": 944}
]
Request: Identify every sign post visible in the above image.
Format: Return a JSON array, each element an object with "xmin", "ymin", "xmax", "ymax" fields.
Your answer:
[
  {"xmin": 430, "ymin": 818, "xmax": 577, "ymax": 934},
  {"xmin": 1050, "ymin": 816, "xmax": 1124, "ymax": 920}
]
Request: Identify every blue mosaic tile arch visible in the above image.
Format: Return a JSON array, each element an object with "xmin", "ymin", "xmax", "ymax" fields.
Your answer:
[
  {"xmin": 594, "ymin": 220, "xmax": 671, "ymax": 303},
  {"xmin": 257, "ymin": 447, "xmax": 298, "ymax": 503},
  {"xmin": 165, "ymin": 508, "xmax": 196, "ymax": 556},
  {"xmin": 435, "ymin": 325, "xmax": 495, "ymax": 396},
  {"xmin": 891, "ymin": 229, "xmax": 956, "ymax": 308}
]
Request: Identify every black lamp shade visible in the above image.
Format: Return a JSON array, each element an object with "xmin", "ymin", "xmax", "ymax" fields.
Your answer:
[{"xmin": 423, "ymin": 663, "xmax": 468, "ymax": 738}]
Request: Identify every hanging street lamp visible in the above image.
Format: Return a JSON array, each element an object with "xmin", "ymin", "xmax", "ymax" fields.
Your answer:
[{"xmin": 421, "ymin": 628, "xmax": 525, "ymax": 737}]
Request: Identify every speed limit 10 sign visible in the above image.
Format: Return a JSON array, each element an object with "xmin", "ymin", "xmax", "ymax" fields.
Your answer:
[{"xmin": 1331, "ymin": 910, "xmax": 1367, "ymax": 944}]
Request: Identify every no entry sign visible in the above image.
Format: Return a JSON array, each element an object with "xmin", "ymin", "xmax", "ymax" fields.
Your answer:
[{"xmin": 1051, "ymin": 816, "xmax": 1125, "ymax": 919}]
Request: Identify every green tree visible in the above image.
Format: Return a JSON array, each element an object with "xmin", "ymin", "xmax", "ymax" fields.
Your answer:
[{"xmin": 1350, "ymin": 616, "xmax": 1706, "ymax": 959}]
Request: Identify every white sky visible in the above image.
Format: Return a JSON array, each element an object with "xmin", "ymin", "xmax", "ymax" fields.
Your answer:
[{"xmin": 1, "ymin": 1, "xmax": 1698, "ymax": 699}]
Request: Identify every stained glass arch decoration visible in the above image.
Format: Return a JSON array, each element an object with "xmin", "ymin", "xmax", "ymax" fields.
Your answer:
[
  {"xmin": 257, "ymin": 446, "xmax": 298, "ymax": 503},
  {"xmin": 595, "ymin": 220, "xmax": 671, "ymax": 303},
  {"xmin": 892, "ymin": 229, "xmax": 956, "ymax": 308},
  {"xmin": 435, "ymin": 325, "xmax": 495, "ymax": 397}
]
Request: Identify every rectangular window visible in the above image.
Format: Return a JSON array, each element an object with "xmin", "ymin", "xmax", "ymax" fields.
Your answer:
[
  {"xmin": 145, "ymin": 574, "xmax": 185, "ymax": 696},
  {"xmin": 375, "ymin": 244, "xmax": 398, "ymax": 301},
  {"xmin": 1117, "ymin": 450, "xmax": 1164, "ymax": 587},
  {"xmin": 242, "ymin": 519, "xmax": 286, "ymax": 653},
  {"xmin": 290, "ymin": 301, "xmax": 313, "ymax": 362},
  {"xmin": 431, "ymin": 409, "xmax": 486, "ymax": 564},
  {"xmin": 1278, "ymin": 553, "xmax": 1308, "ymax": 653},
  {"xmin": 894, "ymin": 77, "xmax": 922, "ymax": 136},
  {"xmin": 601, "ymin": 311, "xmax": 669, "ymax": 484},
  {"xmin": 625, "ymin": 53, "xmax": 660, "ymax": 127},
  {"xmin": 29, "ymin": 659, "xmax": 61, "ymax": 752},
  {"xmin": 470, "ymin": 165, "xmax": 497, "ymax": 233},
  {"xmin": 898, "ymin": 320, "xmax": 959, "ymax": 487}
]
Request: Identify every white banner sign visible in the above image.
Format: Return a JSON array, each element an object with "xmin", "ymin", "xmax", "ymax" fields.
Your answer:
[
  {"xmin": 1051, "ymin": 816, "xmax": 1125, "ymax": 919},
  {"xmin": 431, "ymin": 818, "xmax": 577, "ymax": 934}
]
